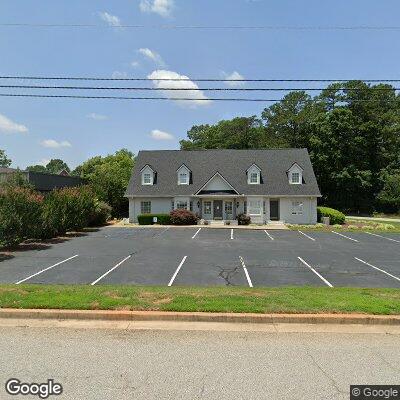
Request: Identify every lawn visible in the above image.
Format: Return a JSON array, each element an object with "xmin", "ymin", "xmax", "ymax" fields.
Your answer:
[{"xmin": 0, "ymin": 285, "xmax": 399, "ymax": 315}]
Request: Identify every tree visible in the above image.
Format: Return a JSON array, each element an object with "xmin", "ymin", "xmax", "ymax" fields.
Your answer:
[
  {"xmin": 73, "ymin": 149, "xmax": 135, "ymax": 217},
  {"xmin": 180, "ymin": 117, "xmax": 287, "ymax": 150},
  {"xmin": 26, "ymin": 165, "xmax": 47, "ymax": 173},
  {"xmin": 0, "ymin": 149, "xmax": 11, "ymax": 168},
  {"xmin": 45, "ymin": 159, "xmax": 70, "ymax": 174},
  {"xmin": 377, "ymin": 173, "xmax": 400, "ymax": 213}
]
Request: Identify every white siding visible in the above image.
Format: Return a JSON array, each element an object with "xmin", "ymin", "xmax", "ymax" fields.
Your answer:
[
  {"xmin": 279, "ymin": 197, "xmax": 317, "ymax": 224},
  {"xmin": 201, "ymin": 174, "xmax": 233, "ymax": 191},
  {"xmin": 129, "ymin": 198, "xmax": 172, "ymax": 223}
]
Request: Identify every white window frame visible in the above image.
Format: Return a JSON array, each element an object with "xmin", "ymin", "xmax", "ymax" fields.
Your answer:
[
  {"xmin": 248, "ymin": 200, "xmax": 262, "ymax": 216},
  {"xmin": 291, "ymin": 172, "xmax": 300, "ymax": 184},
  {"xmin": 141, "ymin": 166, "xmax": 154, "ymax": 186},
  {"xmin": 178, "ymin": 172, "xmax": 189, "ymax": 185},
  {"xmin": 224, "ymin": 201, "xmax": 233, "ymax": 216},
  {"xmin": 291, "ymin": 201, "xmax": 304, "ymax": 215},
  {"xmin": 288, "ymin": 163, "xmax": 303, "ymax": 185},
  {"xmin": 176, "ymin": 201, "xmax": 188, "ymax": 210},
  {"xmin": 247, "ymin": 164, "xmax": 261, "ymax": 185},
  {"xmin": 140, "ymin": 201, "xmax": 151, "ymax": 214},
  {"xmin": 250, "ymin": 172, "xmax": 259, "ymax": 184},
  {"xmin": 203, "ymin": 201, "xmax": 212, "ymax": 215}
]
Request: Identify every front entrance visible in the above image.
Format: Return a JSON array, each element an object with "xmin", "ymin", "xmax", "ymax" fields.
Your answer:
[
  {"xmin": 270, "ymin": 199, "xmax": 280, "ymax": 221},
  {"xmin": 213, "ymin": 200, "xmax": 223, "ymax": 220}
]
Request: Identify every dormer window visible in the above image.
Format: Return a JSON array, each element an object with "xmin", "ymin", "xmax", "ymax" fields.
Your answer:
[
  {"xmin": 247, "ymin": 164, "xmax": 261, "ymax": 185},
  {"xmin": 177, "ymin": 164, "xmax": 191, "ymax": 185},
  {"xmin": 141, "ymin": 165, "xmax": 154, "ymax": 185},
  {"xmin": 288, "ymin": 163, "xmax": 303, "ymax": 185}
]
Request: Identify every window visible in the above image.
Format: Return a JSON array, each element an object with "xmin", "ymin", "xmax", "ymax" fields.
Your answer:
[
  {"xmin": 263, "ymin": 201, "xmax": 266, "ymax": 215},
  {"xmin": 143, "ymin": 173, "xmax": 152, "ymax": 185},
  {"xmin": 204, "ymin": 201, "xmax": 212, "ymax": 214},
  {"xmin": 248, "ymin": 200, "xmax": 261, "ymax": 215},
  {"xmin": 244, "ymin": 201, "xmax": 247, "ymax": 214},
  {"xmin": 178, "ymin": 172, "xmax": 188, "ymax": 185},
  {"xmin": 190, "ymin": 201, "xmax": 193, "ymax": 212},
  {"xmin": 291, "ymin": 172, "xmax": 300, "ymax": 184},
  {"xmin": 171, "ymin": 200, "xmax": 175, "ymax": 211},
  {"xmin": 225, "ymin": 201, "xmax": 233, "ymax": 216},
  {"xmin": 140, "ymin": 201, "xmax": 151, "ymax": 214},
  {"xmin": 291, "ymin": 201, "xmax": 303, "ymax": 215},
  {"xmin": 250, "ymin": 172, "xmax": 259, "ymax": 184},
  {"xmin": 176, "ymin": 201, "xmax": 188, "ymax": 210}
]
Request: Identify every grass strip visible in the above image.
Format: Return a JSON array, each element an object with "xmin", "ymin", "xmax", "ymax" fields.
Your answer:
[{"xmin": 0, "ymin": 285, "xmax": 399, "ymax": 315}]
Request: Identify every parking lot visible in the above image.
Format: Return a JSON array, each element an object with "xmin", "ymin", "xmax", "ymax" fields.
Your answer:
[{"xmin": 0, "ymin": 226, "xmax": 399, "ymax": 288}]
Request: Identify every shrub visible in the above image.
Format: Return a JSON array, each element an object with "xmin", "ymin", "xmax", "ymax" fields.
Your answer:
[
  {"xmin": 237, "ymin": 213, "xmax": 251, "ymax": 225},
  {"xmin": 41, "ymin": 186, "xmax": 95, "ymax": 237},
  {"xmin": 89, "ymin": 200, "xmax": 112, "ymax": 226},
  {"xmin": 0, "ymin": 186, "xmax": 44, "ymax": 247},
  {"xmin": 137, "ymin": 214, "xmax": 171, "ymax": 225},
  {"xmin": 317, "ymin": 207, "xmax": 345, "ymax": 225},
  {"xmin": 169, "ymin": 210, "xmax": 198, "ymax": 225}
]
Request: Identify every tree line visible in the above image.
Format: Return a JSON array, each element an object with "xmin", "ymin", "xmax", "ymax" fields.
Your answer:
[{"xmin": 180, "ymin": 81, "xmax": 400, "ymax": 214}]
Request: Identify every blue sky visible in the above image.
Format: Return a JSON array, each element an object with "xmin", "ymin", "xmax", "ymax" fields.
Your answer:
[{"xmin": 0, "ymin": 0, "xmax": 399, "ymax": 169}]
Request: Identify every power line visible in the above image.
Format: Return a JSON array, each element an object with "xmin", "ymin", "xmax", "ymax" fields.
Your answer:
[
  {"xmin": 1, "ymin": 23, "xmax": 400, "ymax": 31},
  {"xmin": 0, "ymin": 93, "xmax": 396, "ymax": 102},
  {"xmin": 1, "ymin": 76, "xmax": 400, "ymax": 83},
  {"xmin": 0, "ymin": 85, "xmax": 398, "ymax": 91}
]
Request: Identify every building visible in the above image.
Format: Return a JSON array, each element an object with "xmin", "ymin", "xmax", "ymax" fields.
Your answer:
[
  {"xmin": 126, "ymin": 149, "xmax": 321, "ymax": 224},
  {"xmin": 0, "ymin": 168, "xmax": 84, "ymax": 192}
]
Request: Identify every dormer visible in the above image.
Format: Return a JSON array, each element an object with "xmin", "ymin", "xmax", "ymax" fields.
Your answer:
[
  {"xmin": 246, "ymin": 163, "xmax": 261, "ymax": 185},
  {"xmin": 141, "ymin": 165, "xmax": 155, "ymax": 185},
  {"xmin": 177, "ymin": 164, "xmax": 191, "ymax": 185},
  {"xmin": 288, "ymin": 163, "xmax": 303, "ymax": 185}
]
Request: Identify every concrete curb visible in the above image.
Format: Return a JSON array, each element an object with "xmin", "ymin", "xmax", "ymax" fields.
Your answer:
[
  {"xmin": 111, "ymin": 224, "xmax": 289, "ymax": 231},
  {"xmin": 0, "ymin": 309, "xmax": 399, "ymax": 325}
]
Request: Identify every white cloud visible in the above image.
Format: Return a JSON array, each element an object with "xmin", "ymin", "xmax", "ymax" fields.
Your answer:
[
  {"xmin": 222, "ymin": 71, "xmax": 245, "ymax": 87},
  {"xmin": 99, "ymin": 12, "xmax": 121, "ymax": 27},
  {"xmin": 111, "ymin": 71, "xmax": 128, "ymax": 79},
  {"xmin": 147, "ymin": 70, "xmax": 211, "ymax": 107},
  {"xmin": 40, "ymin": 139, "xmax": 72, "ymax": 149},
  {"xmin": 0, "ymin": 113, "xmax": 28, "ymax": 134},
  {"xmin": 138, "ymin": 48, "xmax": 166, "ymax": 66},
  {"xmin": 150, "ymin": 129, "xmax": 175, "ymax": 140},
  {"xmin": 139, "ymin": 0, "xmax": 174, "ymax": 17},
  {"xmin": 87, "ymin": 113, "xmax": 108, "ymax": 120},
  {"xmin": 39, "ymin": 158, "xmax": 50, "ymax": 166}
]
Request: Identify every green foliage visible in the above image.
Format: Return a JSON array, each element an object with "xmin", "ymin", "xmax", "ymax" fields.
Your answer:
[
  {"xmin": 377, "ymin": 173, "xmax": 400, "ymax": 213},
  {"xmin": 26, "ymin": 159, "xmax": 70, "ymax": 175},
  {"xmin": 26, "ymin": 164, "xmax": 47, "ymax": 173},
  {"xmin": 317, "ymin": 207, "xmax": 346, "ymax": 225},
  {"xmin": 0, "ymin": 149, "xmax": 11, "ymax": 168},
  {"xmin": 41, "ymin": 186, "xmax": 95, "ymax": 237},
  {"xmin": 169, "ymin": 210, "xmax": 198, "ymax": 225},
  {"xmin": 73, "ymin": 149, "xmax": 135, "ymax": 217},
  {"xmin": 0, "ymin": 186, "xmax": 44, "ymax": 247},
  {"xmin": 89, "ymin": 200, "xmax": 112, "ymax": 226},
  {"xmin": 137, "ymin": 214, "xmax": 171, "ymax": 225},
  {"xmin": 237, "ymin": 213, "xmax": 251, "ymax": 225}
]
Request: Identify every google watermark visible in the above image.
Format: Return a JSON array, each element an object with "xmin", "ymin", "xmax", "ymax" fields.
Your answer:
[
  {"xmin": 351, "ymin": 385, "xmax": 400, "ymax": 400},
  {"xmin": 5, "ymin": 378, "xmax": 63, "ymax": 399}
]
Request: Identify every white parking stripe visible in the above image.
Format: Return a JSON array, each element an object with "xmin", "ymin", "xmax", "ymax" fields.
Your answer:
[
  {"xmin": 231, "ymin": 229, "xmax": 234, "ymax": 240},
  {"xmin": 168, "ymin": 256, "xmax": 187, "ymax": 287},
  {"xmin": 156, "ymin": 227, "xmax": 170, "ymax": 236},
  {"xmin": 298, "ymin": 230, "xmax": 316, "ymax": 241},
  {"xmin": 365, "ymin": 232, "xmax": 400, "ymax": 243},
  {"xmin": 191, "ymin": 228, "xmax": 201, "ymax": 239},
  {"xmin": 297, "ymin": 257, "xmax": 333, "ymax": 287},
  {"xmin": 16, "ymin": 255, "xmax": 79, "ymax": 284},
  {"xmin": 331, "ymin": 231, "xmax": 359, "ymax": 242},
  {"xmin": 264, "ymin": 230, "xmax": 274, "ymax": 240},
  {"xmin": 354, "ymin": 257, "xmax": 400, "ymax": 283},
  {"xmin": 91, "ymin": 254, "xmax": 132, "ymax": 285},
  {"xmin": 239, "ymin": 256, "xmax": 253, "ymax": 288}
]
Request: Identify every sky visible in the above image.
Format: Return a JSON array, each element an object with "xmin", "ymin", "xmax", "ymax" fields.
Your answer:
[{"xmin": 0, "ymin": 0, "xmax": 399, "ymax": 169}]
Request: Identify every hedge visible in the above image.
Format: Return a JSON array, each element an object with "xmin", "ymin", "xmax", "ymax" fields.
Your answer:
[
  {"xmin": 237, "ymin": 213, "xmax": 251, "ymax": 225},
  {"xmin": 317, "ymin": 206, "xmax": 346, "ymax": 225},
  {"xmin": 138, "ymin": 214, "xmax": 171, "ymax": 225},
  {"xmin": 169, "ymin": 210, "xmax": 199, "ymax": 225}
]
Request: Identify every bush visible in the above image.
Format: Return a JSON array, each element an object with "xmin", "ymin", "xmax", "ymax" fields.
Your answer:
[
  {"xmin": 237, "ymin": 213, "xmax": 251, "ymax": 225},
  {"xmin": 138, "ymin": 214, "xmax": 171, "ymax": 225},
  {"xmin": 0, "ymin": 186, "xmax": 44, "ymax": 247},
  {"xmin": 169, "ymin": 210, "xmax": 198, "ymax": 225},
  {"xmin": 89, "ymin": 200, "xmax": 112, "ymax": 226},
  {"xmin": 317, "ymin": 206, "xmax": 345, "ymax": 225},
  {"xmin": 377, "ymin": 174, "xmax": 400, "ymax": 213},
  {"xmin": 41, "ymin": 186, "xmax": 95, "ymax": 237}
]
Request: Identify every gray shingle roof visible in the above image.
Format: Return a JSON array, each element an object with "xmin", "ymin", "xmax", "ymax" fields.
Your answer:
[{"xmin": 126, "ymin": 149, "xmax": 321, "ymax": 197}]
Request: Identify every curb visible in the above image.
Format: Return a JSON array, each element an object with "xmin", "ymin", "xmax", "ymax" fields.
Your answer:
[{"xmin": 0, "ymin": 309, "xmax": 399, "ymax": 325}]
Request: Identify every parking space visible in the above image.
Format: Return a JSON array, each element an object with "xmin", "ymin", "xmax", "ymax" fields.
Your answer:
[{"xmin": 0, "ymin": 226, "xmax": 399, "ymax": 288}]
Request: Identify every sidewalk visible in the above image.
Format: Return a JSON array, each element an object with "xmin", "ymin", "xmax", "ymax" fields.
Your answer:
[
  {"xmin": 113, "ymin": 222, "xmax": 289, "ymax": 230},
  {"xmin": 347, "ymin": 216, "xmax": 400, "ymax": 223}
]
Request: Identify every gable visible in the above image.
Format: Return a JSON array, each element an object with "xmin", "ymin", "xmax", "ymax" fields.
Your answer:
[{"xmin": 196, "ymin": 172, "xmax": 239, "ymax": 195}]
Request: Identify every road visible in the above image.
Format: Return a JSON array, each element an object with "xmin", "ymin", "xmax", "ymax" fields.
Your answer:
[{"xmin": 0, "ymin": 325, "xmax": 399, "ymax": 399}]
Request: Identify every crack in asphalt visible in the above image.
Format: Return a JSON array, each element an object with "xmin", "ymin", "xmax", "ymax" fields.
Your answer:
[{"xmin": 216, "ymin": 265, "xmax": 241, "ymax": 286}]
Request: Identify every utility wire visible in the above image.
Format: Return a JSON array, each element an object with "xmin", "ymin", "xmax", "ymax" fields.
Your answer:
[
  {"xmin": 1, "ymin": 76, "xmax": 400, "ymax": 83},
  {"xmin": 0, "ymin": 93, "xmax": 396, "ymax": 102},
  {"xmin": 1, "ymin": 23, "xmax": 400, "ymax": 31},
  {"xmin": 0, "ymin": 85, "xmax": 398, "ymax": 91}
]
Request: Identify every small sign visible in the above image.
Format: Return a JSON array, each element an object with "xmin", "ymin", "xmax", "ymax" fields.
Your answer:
[{"xmin": 153, "ymin": 216, "xmax": 158, "ymax": 223}]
